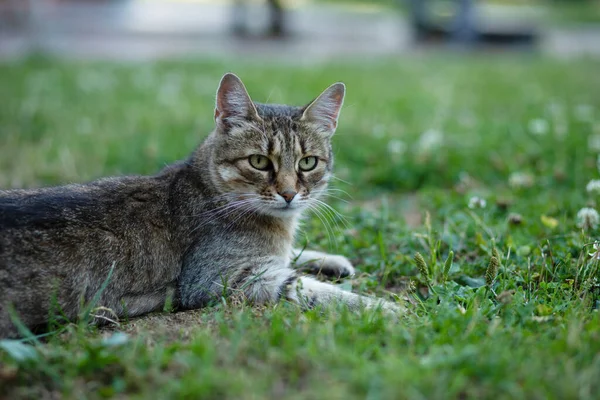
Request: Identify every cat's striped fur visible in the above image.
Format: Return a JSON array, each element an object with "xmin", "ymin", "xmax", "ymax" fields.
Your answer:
[{"xmin": 0, "ymin": 73, "xmax": 398, "ymax": 338}]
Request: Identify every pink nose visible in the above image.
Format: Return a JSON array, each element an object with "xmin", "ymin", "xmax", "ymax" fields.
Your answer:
[{"xmin": 279, "ymin": 190, "xmax": 297, "ymax": 203}]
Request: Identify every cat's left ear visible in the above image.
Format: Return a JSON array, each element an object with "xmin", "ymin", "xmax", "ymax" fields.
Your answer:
[{"xmin": 301, "ymin": 82, "xmax": 346, "ymax": 135}]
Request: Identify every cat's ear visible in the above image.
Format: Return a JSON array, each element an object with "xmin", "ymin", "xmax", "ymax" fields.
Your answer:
[
  {"xmin": 214, "ymin": 73, "xmax": 260, "ymax": 131},
  {"xmin": 301, "ymin": 82, "xmax": 346, "ymax": 135}
]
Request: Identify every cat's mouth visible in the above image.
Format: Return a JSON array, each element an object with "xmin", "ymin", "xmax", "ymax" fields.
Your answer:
[
  {"xmin": 263, "ymin": 202, "xmax": 304, "ymax": 218},
  {"xmin": 277, "ymin": 203, "xmax": 298, "ymax": 212}
]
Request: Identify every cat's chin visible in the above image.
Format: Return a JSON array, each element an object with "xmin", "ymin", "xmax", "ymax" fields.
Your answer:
[{"xmin": 262, "ymin": 206, "xmax": 304, "ymax": 219}]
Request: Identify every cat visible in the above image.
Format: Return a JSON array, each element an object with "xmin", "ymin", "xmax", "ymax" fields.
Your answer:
[{"xmin": 0, "ymin": 73, "xmax": 399, "ymax": 338}]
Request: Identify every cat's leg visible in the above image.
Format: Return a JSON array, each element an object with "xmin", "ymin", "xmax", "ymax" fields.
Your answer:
[
  {"xmin": 231, "ymin": 259, "xmax": 399, "ymax": 314},
  {"xmin": 179, "ymin": 257, "xmax": 398, "ymax": 314},
  {"xmin": 178, "ymin": 256, "xmax": 297, "ymax": 308},
  {"xmin": 0, "ymin": 310, "xmax": 19, "ymax": 338},
  {"xmin": 113, "ymin": 285, "xmax": 177, "ymax": 319},
  {"xmin": 284, "ymin": 275, "xmax": 401, "ymax": 314},
  {"xmin": 229, "ymin": 258, "xmax": 297, "ymax": 304},
  {"xmin": 291, "ymin": 248, "xmax": 355, "ymax": 278}
]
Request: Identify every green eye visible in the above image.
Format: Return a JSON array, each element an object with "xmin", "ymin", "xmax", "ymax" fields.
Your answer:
[
  {"xmin": 249, "ymin": 154, "xmax": 272, "ymax": 171},
  {"xmin": 299, "ymin": 156, "xmax": 318, "ymax": 171}
]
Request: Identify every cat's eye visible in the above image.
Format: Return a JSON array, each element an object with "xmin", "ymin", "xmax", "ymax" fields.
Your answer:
[
  {"xmin": 248, "ymin": 154, "xmax": 272, "ymax": 171},
  {"xmin": 298, "ymin": 156, "xmax": 318, "ymax": 171}
]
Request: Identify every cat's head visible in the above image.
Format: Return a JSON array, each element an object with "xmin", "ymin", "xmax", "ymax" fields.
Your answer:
[{"xmin": 207, "ymin": 73, "xmax": 345, "ymax": 218}]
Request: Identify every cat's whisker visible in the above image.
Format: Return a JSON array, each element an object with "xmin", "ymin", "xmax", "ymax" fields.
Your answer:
[
  {"xmin": 179, "ymin": 192, "xmax": 247, "ymax": 210},
  {"xmin": 309, "ymin": 198, "xmax": 352, "ymax": 231},
  {"xmin": 208, "ymin": 199, "xmax": 260, "ymax": 222},
  {"xmin": 313, "ymin": 205, "xmax": 338, "ymax": 250},
  {"xmin": 202, "ymin": 193, "xmax": 262, "ymax": 211},
  {"xmin": 180, "ymin": 198, "xmax": 253, "ymax": 218},
  {"xmin": 330, "ymin": 175, "xmax": 354, "ymax": 187},
  {"xmin": 316, "ymin": 193, "xmax": 350, "ymax": 204},
  {"xmin": 305, "ymin": 203, "xmax": 333, "ymax": 247},
  {"xmin": 305, "ymin": 202, "xmax": 337, "ymax": 250},
  {"xmin": 221, "ymin": 200, "xmax": 263, "ymax": 234},
  {"xmin": 190, "ymin": 199, "xmax": 253, "ymax": 221},
  {"xmin": 189, "ymin": 198, "xmax": 261, "ymax": 234},
  {"xmin": 182, "ymin": 160, "xmax": 207, "ymax": 175},
  {"xmin": 308, "ymin": 199, "xmax": 339, "ymax": 228},
  {"xmin": 240, "ymin": 203, "xmax": 262, "ymax": 229},
  {"xmin": 320, "ymin": 187, "xmax": 353, "ymax": 199},
  {"xmin": 312, "ymin": 189, "xmax": 352, "ymax": 204},
  {"xmin": 225, "ymin": 200, "xmax": 260, "ymax": 226},
  {"xmin": 311, "ymin": 203, "xmax": 346, "ymax": 237}
]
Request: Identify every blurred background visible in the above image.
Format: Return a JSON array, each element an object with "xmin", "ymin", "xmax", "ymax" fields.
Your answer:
[
  {"xmin": 0, "ymin": 0, "xmax": 599, "ymax": 195},
  {"xmin": 1, "ymin": 0, "xmax": 599, "ymax": 60}
]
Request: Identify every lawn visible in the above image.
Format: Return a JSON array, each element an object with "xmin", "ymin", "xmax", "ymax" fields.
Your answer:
[{"xmin": 1, "ymin": 55, "xmax": 600, "ymax": 399}]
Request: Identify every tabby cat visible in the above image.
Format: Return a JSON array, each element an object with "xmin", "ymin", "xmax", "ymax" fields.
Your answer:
[{"xmin": 0, "ymin": 73, "xmax": 398, "ymax": 338}]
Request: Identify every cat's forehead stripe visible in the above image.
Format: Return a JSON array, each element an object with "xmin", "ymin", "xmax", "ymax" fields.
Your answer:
[{"xmin": 255, "ymin": 102, "xmax": 304, "ymax": 119}]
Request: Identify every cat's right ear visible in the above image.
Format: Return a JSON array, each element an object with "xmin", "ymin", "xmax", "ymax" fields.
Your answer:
[{"xmin": 214, "ymin": 73, "xmax": 260, "ymax": 132}]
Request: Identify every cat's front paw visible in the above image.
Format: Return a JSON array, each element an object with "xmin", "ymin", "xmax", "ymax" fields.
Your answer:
[
  {"xmin": 321, "ymin": 254, "xmax": 356, "ymax": 278},
  {"xmin": 297, "ymin": 252, "xmax": 356, "ymax": 279}
]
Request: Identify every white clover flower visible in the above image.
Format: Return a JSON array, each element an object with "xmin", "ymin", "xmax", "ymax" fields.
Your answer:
[
  {"xmin": 588, "ymin": 134, "xmax": 600, "ymax": 152},
  {"xmin": 589, "ymin": 242, "xmax": 600, "ymax": 260},
  {"xmin": 554, "ymin": 123, "xmax": 568, "ymax": 138},
  {"xmin": 508, "ymin": 172, "xmax": 534, "ymax": 189},
  {"xmin": 468, "ymin": 196, "xmax": 486, "ymax": 209},
  {"xmin": 418, "ymin": 129, "xmax": 443, "ymax": 151},
  {"xmin": 575, "ymin": 104, "xmax": 593, "ymax": 122},
  {"xmin": 546, "ymin": 101, "xmax": 563, "ymax": 117},
  {"xmin": 372, "ymin": 124, "xmax": 386, "ymax": 139},
  {"xmin": 528, "ymin": 118, "xmax": 549, "ymax": 136},
  {"xmin": 387, "ymin": 139, "xmax": 406, "ymax": 155},
  {"xmin": 587, "ymin": 180, "xmax": 600, "ymax": 195},
  {"xmin": 577, "ymin": 207, "xmax": 600, "ymax": 230}
]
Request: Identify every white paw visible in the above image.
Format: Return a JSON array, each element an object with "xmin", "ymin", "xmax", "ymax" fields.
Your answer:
[
  {"xmin": 321, "ymin": 254, "xmax": 355, "ymax": 278},
  {"xmin": 294, "ymin": 251, "xmax": 356, "ymax": 278}
]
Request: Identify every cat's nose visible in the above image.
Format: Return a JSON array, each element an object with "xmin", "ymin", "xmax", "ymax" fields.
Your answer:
[{"xmin": 279, "ymin": 190, "xmax": 297, "ymax": 203}]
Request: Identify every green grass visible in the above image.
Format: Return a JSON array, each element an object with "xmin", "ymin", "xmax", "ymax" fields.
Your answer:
[
  {"xmin": 1, "ymin": 54, "xmax": 600, "ymax": 399},
  {"xmin": 548, "ymin": 0, "xmax": 600, "ymax": 25}
]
